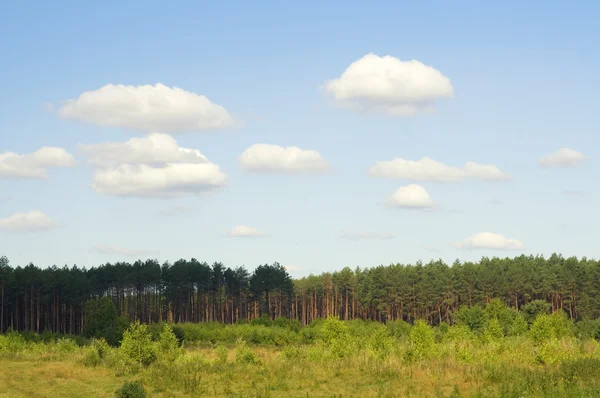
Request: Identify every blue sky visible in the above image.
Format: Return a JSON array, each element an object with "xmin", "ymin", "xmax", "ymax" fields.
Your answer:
[{"xmin": 0, "ymin": 1, "xmax": 598, "ymax": 276}]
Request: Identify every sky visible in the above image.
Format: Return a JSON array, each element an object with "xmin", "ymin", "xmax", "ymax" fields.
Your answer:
[{"xmin": 0, "ymin": 1, "xmax": 598, "ymax": 276}]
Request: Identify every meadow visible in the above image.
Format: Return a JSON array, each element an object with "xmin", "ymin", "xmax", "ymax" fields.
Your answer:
[{"xmin": 3, "ymin": 305, "xmax": 600, "ymax": 397}]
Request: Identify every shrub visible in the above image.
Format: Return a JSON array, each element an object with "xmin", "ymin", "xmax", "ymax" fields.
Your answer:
[
  {"xmin": 482, "ymin": 318, "xmax": 504, "ymax": 343},
  {"xmin": 445, "ymin": 324, "xmax": 476, "ymax": 342},
  {"xmin": 408, "ymin": 320, "xmax": 435, "ymax": 360},
  {"xmin": 454, "ymin": 305, "xmax": 487, "ymax": 332},
  {"xmin": 509, "ymin": 314, "xmax": 529, "ymax": 336},
  {"xmin": 215, "ymin": 345, "xmax": 229, "ymax": 364},
  {"xmin": 235, "ymin": 339, "xmax": 260, "ymax": 365},
  {"xmin": 321, "ymin": 316, "xmax": 355, "ymax": 358},
  {"xmin": 485, "ymin": 299, "xmax": 516, "ymax": 334},
  {"xmin": 530, "ymin": 313, "xmax": 573, "ymax": 345},
  {"xmin": 251, "ymin": 314, "xmax": 273, "ymax": 327},
  {"xmin": 84, "ymin": 297, "xmax": 129, "ymax": 346},
  {"xmin": 158, "ymin": 324, "xmax": 182, "ymax": 362},
  {"xmin": 386, "ymin": 320, "xmax": 412, "ymax": 339},
  {"xmin": 367, "ymin": 324, "xmax": 395, "ymax": 358},
  {"xmin": 521, "ymin": 300, "xmax": 550, "ymax": 325},
  {"xmin": 119, "ymin": 321, "xmax": 157, "ymax": 367},
  {"xmin": 115, "ymin": 381, "xmax": 147, "ymax": 398}
]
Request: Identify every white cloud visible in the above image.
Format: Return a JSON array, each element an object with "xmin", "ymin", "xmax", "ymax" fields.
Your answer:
[
  {"xmin": 239, "ymin": 144, "xmax": 330, "ymax": 174},
  {"xmin": 90, "ymin": 244, "xmax": 159, "ymax": 257},
  {"xmin": 80, "ymin": 134, "xmax": 227, "ymax": 198},
  {"xmin": 453, "ymin": 232, "xmax": 525, "ymax": 251},
  {"xmin": 539, "ymin": 148, "xmax": 587, "ymax": 168},
  {"xmin": 79, "ymin": 133, "xmax": 209, "ymax": 167},
  {"xmin": 0, "ymin": 211, "xmax": 57, "ymax": 233},
  {"xmin": 92, "ymin": 163, "xmax": 226, "ymax": 198},
  {"xmin": 323, "ymin": 53, "xmax": 453, "ymax": 116},
  {"xmin": 385, "ymin": 184, "xmax": 434, "ymax": 208},
  {"xmin": 0, "ymin": 147, "xmax": 75, "ymax": 179},
  {"xmin": 228, "ymin": 225, "xmax": 269, "ymax": 238},
  {"xmin": 158, "ymin": 205, "xmax": 193, "ymax": 216},
  {"xmin": 339, "ymin": 230, "xmax": 394, "ymax": 240},
  {"xmin": 283, "ymin": 265, "xmax": 301, "ymax": 273},
  {"xmin": 58, "ymin": 83, "xmax": 235, "ymax": 133},
  {"xmin": 369, "ymin": 157, "xmax": 511, "ymax": 182}
]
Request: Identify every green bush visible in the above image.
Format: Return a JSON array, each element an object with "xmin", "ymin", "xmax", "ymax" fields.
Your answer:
[
  {"xmin": 215, "ymin": 345, "xmax": 229, "ymax": 364},
  {"xmin": 84, "ymin": 297, "xmax": 129, "ymax": 346},
  {"xmin": 530, "ymin": 313, "xmax": 573, "ymax": 345},
  {"xmin": 158, "ymin": 324, "xmax": 182, "ymax": 362},
  {"xmin": 454, "ymin": 305, "xmax": 487, "ymax": 332},
  {"xmin": 235, "ymin": 339, "xmax": 260, "ymax": 364},
  {"xmin": 321, "ymin": 316, "xmax": 355, "ymax": 358},
  {"xmin": 386, "ymin": 319, "xmax": 412, "ymax": 339},
  {"xmin": 119, "ymin": 321, "xmax": 157, "ymax": 367},
  {"xmin": 115, "ymin": 381, "xmax": 147, "ymax": 398},
  {"xmin": 408, "ymin": 320, "xmax": 435, "ymax": 360},
  {"xmin": 482, "ymin": 318, "xmax": 504, "ymax": 343},
  {"xmin": 509, "ymin": 314, "xmax": 529, "ymax": 336},
  {"xmin": 521, "ymin": 300, "xmax": 550, "ymax": 325}
]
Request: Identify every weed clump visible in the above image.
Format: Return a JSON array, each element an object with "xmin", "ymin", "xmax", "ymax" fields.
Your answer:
[{"xmin": 115, "ymin": 381, "xmax": 147, "ymax": 398}]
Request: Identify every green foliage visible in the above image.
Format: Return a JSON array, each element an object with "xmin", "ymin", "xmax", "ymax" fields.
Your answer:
[
  {"xmin": 574, "ymin": 318, "xmax": 600, "ymax": 340},
  {"xmin": 115, "ymin": 381, "xmax": 147, "ymax": 398},
  {"xmin": 445, "ymin": 324, "xmax": 476, "ymax": 342},
  {"xmin": 485, "ymin": 299, "xmax": 516, "ymax": 334},
  {"xmin": 321, "ymin": 315, "xmax": 355, "ymax": 358},
  {"xmin": 386, "ymin": 319, "xmax": 412, "ymax": 339},
  {"xmin": 408, "ymin": 320, "xmax": 435, "ymax": 360},
  {"xmin": 509, "ymin": 314, "xmax": 529, "ymax": 336},
  {"xmin": 0, "ymin": 330, "xmax": 27, "ymax": 353},
  {"xmin": 482, "ymin": 318, "xmax": 504, "ymax": 343},
  {"xmin": 251, "ymin": 314, "xmax": 273, "ymax": 327},
  {"xmin": 215, "ymin": 344, "xmax": 229, "ymax": 364},
  {"xmin": 84, "ymin": 297, "xmax": 129, "ymax": 346},
  {"xmin": 366, "ymin": 324, "xmax": 395, "ymax": 358},
  {"xmin": 530, "ymin": 313, "xmax": 573, "ymax": 345},
  {"xmin": 119, "ymin": 321, "xmax": 157, "ymax": 367},
  {"xmin": 235, "ymin": 338, "xmax": 260, "ymax": 364},
  {"xmin": 157, "ymin": 324, "xmax": 182, "ymax": 362},
  {"xmin": 521, "ymin": 300, "xmax": 551, "ymax": 324},
  {"xmin": 455, "ymin": 305, "xmax": 487, "ymax": 332}
]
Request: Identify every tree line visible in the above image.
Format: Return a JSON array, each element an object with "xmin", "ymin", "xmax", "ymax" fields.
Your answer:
[{"xmin": 0, "ymin": 253, "xmax": 597, "ymax": 335}]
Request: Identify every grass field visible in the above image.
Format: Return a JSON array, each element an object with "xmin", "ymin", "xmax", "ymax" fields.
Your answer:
[{"xmin": 3, "ymin": 315, "xmax": 600, "ymax": 397}]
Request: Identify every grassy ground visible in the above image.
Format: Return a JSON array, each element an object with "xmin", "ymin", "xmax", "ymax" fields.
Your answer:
[{"xmin": 3, "ymin": 316, "xmax": 600, "ymax": 397}]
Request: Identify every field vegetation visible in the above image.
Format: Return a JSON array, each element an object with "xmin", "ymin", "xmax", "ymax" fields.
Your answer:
[
  {"xmin": 3, "ymin": 254, "xmax": 600, "ymax": 396},
  {"xmin": 3, "ymin": 306, "xmax": 600, "ymax": 397}
]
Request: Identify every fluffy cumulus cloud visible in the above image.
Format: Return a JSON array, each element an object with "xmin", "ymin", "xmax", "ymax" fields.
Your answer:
[
  {"xmin": 0, "ymin": 147, "xmax": 75, "ymax": 179},
  {"xmin": 368, "ymin": 157, "xmax": 511, "ymax": 182},
  {"xmin": 90, "ymin": 244, "xmax": 158, "ymax": 257},
  {"xmin": 239, "ymin": 144, "xmax": 330, "ymax": 174},
  {"xmin": 58, "ymin": 83, "xmax": 235, "ymax": 133},
  {"xmin": 385, "ymin": 184, "xmax": 434, "ymax": 208},
  {"xmin": 79, "ymin": 133, "xmax": 209, "ymax": 167},
  {"xmin": 539, "ymin": 148, "xmax": 587, "ymax": 168},
  {"xmin": 323, "ymin": 53, "xmax": 453, "ymax": 115},
  {"xmin": 228, "ymin": 225, "xmax": 269, "ymax": 238},
  {"xmin": 80, "ymin": 133, "xmax": 226, "ymax": 198},
  {"xmin": 339, "ymin": 230, "xmax": 395, "ymax": 240},
  {"xmin": 0, "ymin": 211, "xmax": 57, "ymax": 233},
  {"xmin": 453, "ymin": 232, "xmax": 525, "ymax": 250}
]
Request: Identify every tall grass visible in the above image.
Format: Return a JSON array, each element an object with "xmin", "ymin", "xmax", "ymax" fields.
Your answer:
[{"xmin": 3, "ymin": 314, "xmax": 600, "ymax": 396}]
